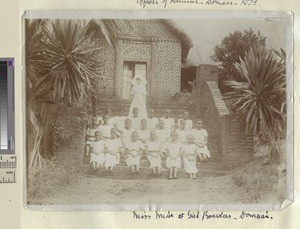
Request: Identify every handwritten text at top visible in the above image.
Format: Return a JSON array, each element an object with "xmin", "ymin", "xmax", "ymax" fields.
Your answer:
[{"xmin": 136, "ymin": 0, "xmax": 258, "ymax": 8}]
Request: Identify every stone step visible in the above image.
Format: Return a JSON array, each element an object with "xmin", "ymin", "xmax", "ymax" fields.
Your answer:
[
  {"xmin": 94, "ymin": 98, "xmax": 193, "ymax": 106},
  {"xmin": 82, "ymin": 155, "xmax": 226, "ymax": 169},
  {"xmin": 94, "ymin": 105, "xmax": 195, "ymax": 113},
  {"xmin": 81, "ymin": 164, "xmax": 229, "ymax": 180},
  {"xmin": 93, "ymin": 102, "xmax": 193, "ymax": 110}
]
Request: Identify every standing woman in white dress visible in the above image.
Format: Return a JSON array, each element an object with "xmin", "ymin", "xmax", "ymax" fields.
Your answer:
[{"xmin": 128, "ymin": 76, "xmax": 148, "ymax": 119}]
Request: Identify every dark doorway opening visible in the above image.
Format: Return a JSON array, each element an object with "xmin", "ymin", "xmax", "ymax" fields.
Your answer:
[{"xmin": 181, "ymin": 66, "xmax": 196, "ymax": 93}]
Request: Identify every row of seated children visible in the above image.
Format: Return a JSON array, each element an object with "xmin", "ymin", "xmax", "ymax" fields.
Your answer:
[
  {"xmin": 92, "ymin": 107, "xmax": 194, "ymax": 132},
  {"xmin": 86, "ymin": 107, "xmax": 209, "ymax": 157},
  {"xmin": 85, "ymin": 108, "xmax": 210, "ymax": 179}
]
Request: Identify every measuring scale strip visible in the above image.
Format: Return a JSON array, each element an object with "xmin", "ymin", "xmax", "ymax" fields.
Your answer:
[
  {"xmin": 0, "ymin": 155, "xmax": 17, "ymax": 168},
  {"xmin": 0, "ymin": 170, "xmax": 16, "ymax": 183}
]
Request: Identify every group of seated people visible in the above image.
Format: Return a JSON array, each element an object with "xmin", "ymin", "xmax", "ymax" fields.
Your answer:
[{"xmin": 85, "ymin": 107, "xmax": 210, "ymax": 179}]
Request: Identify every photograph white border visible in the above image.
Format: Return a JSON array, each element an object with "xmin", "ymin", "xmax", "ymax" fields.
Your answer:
[{"xmin": 22, "ymin": 10, "xmax": 294, "ymax": 211}]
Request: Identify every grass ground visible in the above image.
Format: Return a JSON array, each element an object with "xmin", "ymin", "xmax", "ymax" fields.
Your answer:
[{"xmin": 26, "ymin": 157, "xmax": 286, "ymax": 207}]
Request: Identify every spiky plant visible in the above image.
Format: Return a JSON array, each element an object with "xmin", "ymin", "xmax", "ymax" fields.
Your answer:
[
  {"xmin": 225, "ymin": 46, "xmax": 286, "ymax": 160},
  {"xmin": 31, "ymin": 20, "xmax": 103, "ymax": 104}
]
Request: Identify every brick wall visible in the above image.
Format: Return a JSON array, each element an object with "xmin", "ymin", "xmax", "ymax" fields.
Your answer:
[
  {"xmin": 154, "ymin": 41, "xmax": 181, "ymax": 99},
  {"xmin": 225, "ymin": 100, "xmax": 254, "ymax": 163},
  {"xmin": 199, "ymin": 81, "xmax": 229, "ymax": 160},
  {"xmin": 196, "ymin": 79, "xmax": 253, "ymax": 163},
  {"xmin": 93, "ymin": 35, "xmax": 116, "ymax": 98},
  {"xmin": 196, "ymin": 64, "xmax": 219, "ymax": 89}
]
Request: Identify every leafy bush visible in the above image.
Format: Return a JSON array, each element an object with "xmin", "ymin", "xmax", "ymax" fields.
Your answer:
[
  {"xmin": 231, "ymin": 158, "xmax": 286, "ymax": 203},
  {"xmin": 27, "ymin": 157, "xmax": 81, "ymax": 202}
]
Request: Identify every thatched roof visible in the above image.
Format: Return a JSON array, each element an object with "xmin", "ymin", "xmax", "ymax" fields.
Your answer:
[{"xmin": 160, "ymin": 19, "xmax": 193, "ymax": 64}]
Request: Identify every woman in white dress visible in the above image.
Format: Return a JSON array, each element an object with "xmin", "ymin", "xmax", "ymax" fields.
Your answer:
[{"xmin": 128, "ymin": 76, "xmax": 148, "ymax": 119}]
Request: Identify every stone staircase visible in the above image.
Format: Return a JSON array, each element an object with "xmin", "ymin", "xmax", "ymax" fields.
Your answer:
[{"xmin": 51, "ymin": 99, "xmax": 230, "ymax": 179}]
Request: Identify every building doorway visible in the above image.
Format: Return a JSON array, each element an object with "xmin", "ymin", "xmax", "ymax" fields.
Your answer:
[
  {"xmin": 122, "ymin": 61, "xmax": 147, "ymax": 99},
  {"xmin": 181, "ymin": 66, "xmax": 196, "ymax": 93}
]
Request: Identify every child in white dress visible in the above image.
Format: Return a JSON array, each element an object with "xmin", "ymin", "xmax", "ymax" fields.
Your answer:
[
  {"xmin": 161, "ymin": 109, "xmax": 175, "ymax": 131},
  {"xmin": 85, "ymin": 117, "xmax": 101, "ymax": 156},
  {"xmin": 165, "ymin": 131, "xmax": 183, "ymax": 179},
  {"xmin": 104, "ymin": 128, "xmax": 123, "ymax": 171},
  {"xmin": 155, "ymin": 119, "xmax": 171, "ymax": 145},
  {"xmin": 130, "ymin": 107, "xmax": 141, "ymax": 130},
  {"xmin": 124, "ymin": 131, "xmax": 144, "ymax": 174},
  {"xmin": 137, "ymin": 119, "xmax": 150, "ymax": 143},
  {"xmin": 145, "ymin": 130, "xmax": 162, "ymax": 175},
  {"xmin": 98, "ymin": 115, "xmax": 114, "ymax": 139},
  {"xmin": 175, "ymin": 119, "xmax": 191, "ymax": 143},
  {"xmin": 89, "ymin": 131, "xmax": 106, "ymax": 171},
  {"xmin": 191, "ymin": 119, "xmax": 210, "ymax": 161},
  {"xmin": 147, "ymin": 109, "xmax": 159, "ymax": 130},
  {"xmin": 178, "ymin": 111, "xmax": 193, "ymax": 131},
  {"xmin": 182, "ymin": 134, "xmax": 199, "ymax": 179},
  {"xmin": 105, "ymin": 109, "xmax": 113, "ymax": 125},
  {"xmin": 110, "ymin": 107, "xmax": 127, "ymax": 131},
  {"xmin": 119, "ymin": 118, "xmax": 134, "ymax": 145}
]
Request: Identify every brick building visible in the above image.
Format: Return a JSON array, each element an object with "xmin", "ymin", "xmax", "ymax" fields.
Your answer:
[
  {"xmin": 87, "ymin": 20, "xmax": 254, "ymax": 163},
  {"xmin": 89, "ymin": 19, "xmax": 192, "ymax": 101}
]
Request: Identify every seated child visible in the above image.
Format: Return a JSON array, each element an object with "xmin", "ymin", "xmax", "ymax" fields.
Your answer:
[
  {"xmin": 178, "ymin": 110, "xmax": 193, "ymax": 131},
  {"xmin": 119, "ymin": 118, "xmax": 134, "ymax": 145},
  {"xmin": 92, "ymin": 107, "xmax": 103, "ymax": 125},
  {"xmin": 191, "ymin": 119, "xmax": 210, "ymax": 161},
  {"xmin": 98, "ymin": 115, "xmax": 114, "ymax": 139},
  {"xmin": 124, "ymin": 131, "xmax": 144, "ymax": 174},
  {"xmin": 105, "ymin": 109, "xmax": 112, "ymax": 121},
  {"xmin": 147, "ymin": 109, "xmax": 159, "ymax": 130},
  {"xmin": 155, "ymin": 119, "xmax": 171, "ymax": 144},
  {"xmin": 130, "ymin": 107, "xmax": 141, "ymax": 130},
  {"xmin": 145, "ymin": 130, "xmax": 162, "ymax": 175},
  {"xmin": 137, "ymin": 119, "xmax": 150, "ymax": 143},
  {"xmin": 104, "ymin": 128, "xmax": 123, "ymax": 171},
  {"xmin": 161, "ymin": 109, "xmax": 175, "ymax": 131},
  {"xmin": 164, "ymin": 131, "xmax": 183, "ymax": 179},
  {"xmin": 175, "ymin": 119, "xmax": 191, "ymax": 143},
  {"xmin": 182, "ymin": 134, "xmax": 199, "ymax": 179},
  {"xmin": 110, "ymin": 107, "xmax": 127, "ymax": 131},
  {"xmin": 85, "ymin": 116, "xmax": 101, "ymax": 156},
  {"xmin": 89, "ymin": 131, "xmax": 106, "ymax": 171}
]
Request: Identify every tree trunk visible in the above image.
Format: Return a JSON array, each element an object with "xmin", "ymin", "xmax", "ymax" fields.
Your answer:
[
  {"xmin": 269, "ymin": 136, "xmax": 281, "ymax": 163},
  {"xmin": 41, "ymin": 103, "xmax": 59, "ymax": 158},
  {"xmin": 27, "ymin": 102, "xmax": 61, "ymax": 170},
  {"xmin": 27, "ymin": 106, "xmax": 44, "ymax": 171}
]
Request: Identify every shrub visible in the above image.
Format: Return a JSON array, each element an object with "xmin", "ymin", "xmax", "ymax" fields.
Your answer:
[
  {"xmin": 27, "ymin": 157, "xmax": 81, "ymax": 202},
  {"xmin": 231, "ymin": 158, "xmax": 286, "ymax": 203}
]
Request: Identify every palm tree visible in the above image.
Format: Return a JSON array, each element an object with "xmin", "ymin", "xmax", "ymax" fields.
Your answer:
[
  {"xmin": 225, "ymin": 46, "xmax": 286, "ymax": 161},
  {"xmin": 26, "ymin": 19, "xmax": 129, "ymax": 169}
]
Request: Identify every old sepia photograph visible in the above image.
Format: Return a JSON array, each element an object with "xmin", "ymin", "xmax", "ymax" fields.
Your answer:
[{"xmin": 24, "ymin": 11, "xmax": 292, "ymax": 210}]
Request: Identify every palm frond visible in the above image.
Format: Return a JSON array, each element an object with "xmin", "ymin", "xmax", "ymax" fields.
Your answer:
[{"xmin": 226, "ymin": 45, "xmax": 286, "ymax": 140}]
